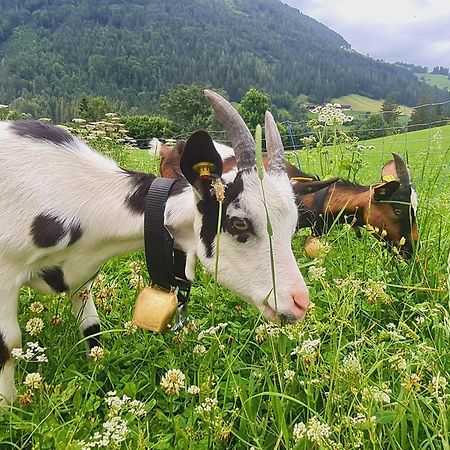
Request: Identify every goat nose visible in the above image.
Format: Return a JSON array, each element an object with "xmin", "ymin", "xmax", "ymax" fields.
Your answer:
[{"xmin": 291, "ymin": 289, "xmax": 309, "ymax": 318}]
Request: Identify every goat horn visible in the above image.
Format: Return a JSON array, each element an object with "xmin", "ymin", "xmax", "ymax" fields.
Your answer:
[
  {"xmin": 264, "ymin": 111, "xmax": 286, "ymax": 174},
  {"xmin": 392, "ymin": 152, "xmax": 411, "ymax": 184},
  {"xmin": 204, "ymin": 90, "xmax": 255, "ymax": 171}
]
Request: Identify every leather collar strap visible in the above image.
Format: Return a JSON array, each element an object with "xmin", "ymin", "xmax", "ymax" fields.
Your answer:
[{"xmin": 144, "ymin": 178, "xmax": 191, "ymax": 305}]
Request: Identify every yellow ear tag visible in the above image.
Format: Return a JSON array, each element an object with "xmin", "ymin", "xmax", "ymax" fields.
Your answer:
[
  {"xmin": 382, "ymin": 175, "xmax": 396, "ymax": 182},
  {"xmin": 193, "ymin": 162, "xmax": 215, "ymax": 180},
  {"xmin": 132, "ymin": 286, "xmax": 178, "ymax": 332}
]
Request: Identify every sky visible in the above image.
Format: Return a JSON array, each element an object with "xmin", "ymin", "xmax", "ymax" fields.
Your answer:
[{"xmin": 283, "ymin": 0, "xmax": 450, "ymax": 70}]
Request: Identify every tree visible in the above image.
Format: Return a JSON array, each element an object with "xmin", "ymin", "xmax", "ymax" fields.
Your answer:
[
  {"xmin": 123, "ymin": 115, "xmax": 177, "ymax": 142},
  {"xmin": 380, "ymin": 94, "xmax": 401, "ymax": 133},
  {"xmin": 161, "ymin": 84, "xmax": 224, "ymax": 136},
  {"xmin": 239, "ymin": 88, "xmax": 270, "ymax": 130},
  {"xmin": 77, "ymin": 96, "xmax": 117, "ymax": 122}
]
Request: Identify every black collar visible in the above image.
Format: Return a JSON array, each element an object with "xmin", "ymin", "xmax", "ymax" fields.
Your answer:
[{"xmin": 144, "ymin": 177, "xmax": 191, "ymax": 305}]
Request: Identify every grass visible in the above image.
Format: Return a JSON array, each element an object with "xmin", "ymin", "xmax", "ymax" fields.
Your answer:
[
  {"xmin": 331, "ymin": 94, "xmax": 413, "ymax": 116},
  {"xmin": 1, "ymin": 122, "xmax": 449, "ymax": 449},
  {"xmin": 415, "ymin": 73, "xmax": 450, "ymax": 91}
]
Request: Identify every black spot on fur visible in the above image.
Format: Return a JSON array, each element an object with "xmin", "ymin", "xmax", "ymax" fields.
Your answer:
[
  {"xmin": 0, "ymin": 331, "xmax": 9, "ymax": 371},
  {"xmin": 41, "ymin": 266, "xmax": 69, "ymax": 292},
  {"xmin": 83, "ymin": 324, "xmax": 101, "ymax": 350},
  {"xmin": 124, "ymin": 169, "xmax": 156, "ymax": 214},
  {"xmin": 32, "ymin": 213, "xmax": 67, "ymax": 248},
  {"xmin": 68, "ymin": 223, "xmax": 83, "ymax": 245},
  {"xmin": 11, "ymin": 121, "xmax": 74, "ymax": 145},
  {"xmin": 198, "ymin": 172, "xmax": 245, "ymax": 258}
]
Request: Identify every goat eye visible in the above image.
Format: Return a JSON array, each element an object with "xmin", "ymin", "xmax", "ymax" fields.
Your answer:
[
  {"xmin": 394, "ymin": 209, "xmax": 403, "ymax": 215},
  {"xmin": 231, "ymin": 218, "xmax": 248, "ymax": 231}
]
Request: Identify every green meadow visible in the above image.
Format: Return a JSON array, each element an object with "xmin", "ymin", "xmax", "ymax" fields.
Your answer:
[
  {"xmin": 331, "ymin": 94, "xmax": 413, "ymax": 116},
  {"xmin": 1, "ymin": 121, "xmax": 449, "ymax": 449}
]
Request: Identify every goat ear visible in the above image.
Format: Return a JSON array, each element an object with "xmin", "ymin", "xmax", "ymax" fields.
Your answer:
[
  {"xmin": 180, "ymin": 130, "xmax": 223, "ymax": 194},
  {"xmin": 373, "ymin": 180, "xmax": 400, "ymax": 201}
]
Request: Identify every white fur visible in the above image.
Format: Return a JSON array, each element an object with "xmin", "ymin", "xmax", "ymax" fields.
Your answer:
[{"xmin": 0, "ymin": 123, "xmax": 308, "ymax": 404}]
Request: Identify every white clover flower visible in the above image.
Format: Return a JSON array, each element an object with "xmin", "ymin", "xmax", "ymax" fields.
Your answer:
[
  {"xmin": 89, "ymin": 346, "xmax": 104, "ymax": 361},
  {"xmin": 160, "ymin": 369, "xmax": 186, "ymax": 395},
  {"xmin": 308, "ymin": 265, "xmax": 326, "ymax": 281},
  {"xmin": 293, "ymin": 422, "xmax": 306, "ymax": 442},
  {"xmin": 284, "ymin": 369, "xmax": 295, "ymax": 382},
  {"xmin": 24, "ymin": 372, "xmax": 42, "ymax": 389},
  {"xmin": 26, "ymin": 317, "xmax": 44, "ymax": 336},
  {"xmin": 29, "ymin": 302, "xmax": 44, "ymax": 313},
  {"xmin": 187, "ymin": 385, "xmax": 201, "ymax": 395},
  {"xmin": 130, "ymin": 274, "xmax": 145, "ymax": 290},
  {"xmin": 124, "ymin": 321, "xmax": 137, "ymax": 334},
  {"xmin": 193, "ymin": 344, "xmax": 206, "ymax": 356}
]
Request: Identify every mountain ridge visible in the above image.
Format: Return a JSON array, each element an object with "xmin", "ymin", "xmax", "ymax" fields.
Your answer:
[{"xmin": 0, "ymin": 0, "xmax": 448, "ymax": 120}]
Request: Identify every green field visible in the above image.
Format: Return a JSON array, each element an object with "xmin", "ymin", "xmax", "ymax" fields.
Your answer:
[
  {"xmin": 415, "ymin": 72, "xmax": 450, "ymax": 90},
  {"xmin": 332, "ymin": 94, "xmax": 413, "ymax": 116},
  {"xmin": 2, "ymin": 124, "xmax": 449, "ymax": 449}
]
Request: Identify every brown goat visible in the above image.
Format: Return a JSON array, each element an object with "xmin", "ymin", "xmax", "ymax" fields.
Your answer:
[{"xmin": 157, "ymin": 140, "xmax": 418, "ymax": 257}]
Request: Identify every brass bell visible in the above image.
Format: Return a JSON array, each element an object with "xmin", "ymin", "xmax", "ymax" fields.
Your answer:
[{"xmin": 132, "ymin": 286, "xmax": 178, "ymax": 332}]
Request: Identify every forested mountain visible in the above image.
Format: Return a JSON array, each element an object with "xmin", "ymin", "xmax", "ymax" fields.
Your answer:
[{"xmin": 0, "ymin": 0, "xmax": 448, "ymax": 121}]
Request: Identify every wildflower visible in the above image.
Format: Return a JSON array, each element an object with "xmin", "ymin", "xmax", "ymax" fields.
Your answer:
[
  {"xmin": 402, "ymin": 373, "xmax": 421, "ymax": 392},
  {"xmin": 428, "ymin": 374, "xmax": 448, "ymax": 395},
  {"xmin": 212, "ymin": 178, "xmax": 225, "ymax": 202},
  {"xmin": 362, "ymin": 385, "xmax": 391, "ymax": 404},
  {"xmin": 291, "ymin": 338, "xmax": 320, "ymax": 359},
  {"xmin": 130, "ymin": 274, "xmax": 145, "ymax": 289},
  {"xmin": 51, "ymin": 315, "xmax": 63, "ymax": 326},
  {"xmin": 129, "ymin": 261, "xmax": 141, "ymax": 274},
  {"xmin": 160, "ymin": 369, "xmax": 186, "ymax": 395},
  {"xmin": 24, "ymin": 372, "xmax": 42, "ymax": 389},
  {"xmin": 389, "ymin": 354, "xmax": 407, "ymax": 371},
  {"xmin": 124, "ymin": 321, "xmax": 137, "ymax": 334},
  {"xmin": 308, "ymin": 265, "xmax": 326, "ymax": 281},
  {"xmin": 89, "ymin": 346, "xmax": 104, "ymax": 361},
  {"xmin": 20, "ymin": 393, "xmax": 33, "ymax": 406},
  {"xmin": 284, "ymin": 369, "xmax": 295, "ymax": 382},
  {"xmin": 25, "ymin": 317, "xmax": 44, "ymax": 336},
  {"xmin": 341, "ymin": 353, "xmax": 362, "ymax": 377},
  {"xmin": 195, "ymin": 397, "xmax": 218, "ymax": 414},
  {"xmin": 306, "ymin": 417, "xmax": 332, "ymax": 444},
  {"xmin": 398, "ymin": 237, "xmax": 406, "ymax": 246},
  {"xmin": 293, "ymin": 422, "xmax": 306, "ymax": 442},
  {"xmin": 197, "ymin": 322, "xmax": 228, "ymax": 340},
  {"xmin": 187, "ymin": 385, "xmax": 201, "ymax": 395},
  {"xmin": 193, "ymin": 344, "xmax": 206, "ymax": 356},
  {"xmin": 129, "ymin": 399, "xmax": 147, "ymax": 417},
  {"xmin": 255, "ymin": 324, "xmax": 266, "ymax": 343},
  {"xmin": 29, "ymin": 302, "xmax": 44, "ymax": 313}
]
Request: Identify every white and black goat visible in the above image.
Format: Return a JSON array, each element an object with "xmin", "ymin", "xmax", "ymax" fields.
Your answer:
[
  {"xmin": 158, "ymin": 142, "xmax": 418, "ymax": 257},
  {"xmin": 0, "ymin": 91, "xmax": 309, "ymax": 403}
]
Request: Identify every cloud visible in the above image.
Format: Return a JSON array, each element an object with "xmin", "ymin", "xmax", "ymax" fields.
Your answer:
[{"xmin": 283, "ymin": 0, "xmax": 450, "ymax": 68}]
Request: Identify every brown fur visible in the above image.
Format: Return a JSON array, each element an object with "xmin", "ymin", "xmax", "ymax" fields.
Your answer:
[{"xmin": 158, "ymin": 142, "xmax": 418, "ymax": 256}]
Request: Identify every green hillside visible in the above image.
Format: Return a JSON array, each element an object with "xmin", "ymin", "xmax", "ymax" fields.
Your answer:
[
  {"xmin": 0, "ymin": 0, "xmax": 448, "ymax": 121},
  {"xmin": 332, "ymin": 94, "xmax": 413, "ymax": 116},
  {"xmin": 415, "ymin": 73, "xmax": 450, "ymax": 90}
]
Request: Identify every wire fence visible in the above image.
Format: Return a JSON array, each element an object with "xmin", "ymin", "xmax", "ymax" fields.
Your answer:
[{"xmin": 139, "ymin": 99, "xmax": 450, "ymax": 191}]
